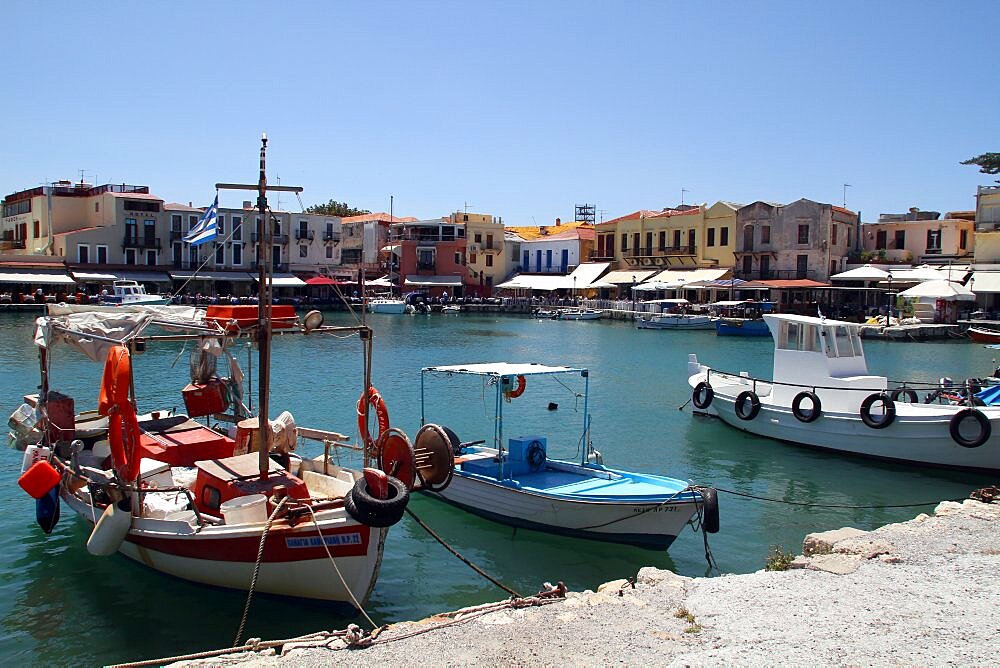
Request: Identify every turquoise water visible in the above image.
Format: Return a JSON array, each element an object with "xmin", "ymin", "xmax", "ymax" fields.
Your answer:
[{"xmin": 0, "ymin": 310, "xmax": 994, "ymax": 665}]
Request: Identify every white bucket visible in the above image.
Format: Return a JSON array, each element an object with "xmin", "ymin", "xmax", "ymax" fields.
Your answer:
[
  {"xmin": 87, "ymin": 501, "xmax": 132, "ymax": 556},
  {"xmin": 220, "ymin": 494, "xmax": 268, "ymax": 525},
  {"xmin": 20, "ymin": 445, "xmax": 51, "ymax": 474}
]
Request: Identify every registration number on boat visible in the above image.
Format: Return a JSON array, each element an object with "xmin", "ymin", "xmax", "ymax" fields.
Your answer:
[
  {"xmin": 632, "ymin": 506, "xmax": 678, "ymax": 513},
  {"xmin": 286, "ymin": 533, "xmax": 362, "ymax": 548}
]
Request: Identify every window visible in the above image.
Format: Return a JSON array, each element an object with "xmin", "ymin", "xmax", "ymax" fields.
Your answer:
[
  {"xmin": 470, "ymin": 252, "xmax": 477, "ymax": 264},
  {"xmin": 926, "ymin": 229, "xmax": 942, "ymax": 251},
  {"xmin": 146, "ymin": 249, "xmax": 157, "ymax": 266},
  {"xmin": 672, "ymin": 230, "xmax": 681, "ymax": 249},
  {"xmin": 560, "ymin": 248, "xmax": 568, "ymax": 271},
  {"xmin": 876, "ymin": 230, "xmax": 887, "ymax": 249},
  {"xmin": 217, "ymin": 215, "xmax": 225, "ymax": 236},
  {"xmin": 742, "ymin": 255, "xmax": 753, "ymax": 275},
  {"xmin": 761, "ymin": 226, "xmax": 771, "ymax": 244},
  {"xmin": 324, "ymin": 222, "xmax": 333, "ymax": 240},
  {"xmin": 830, "ymin": 260, "xmax": 837, "ymax": 277},
  {"xmin": 831, "ymin": 224, "xmax": 838, "ymax": 245},
  {"xmin": 846, "ymin": 228, "xmax": 851, "ymax": 247},
  {"xmin": 189, "ymin": 246, "xmax": 199, "ymax": 268},
  {"xmin": 632, "ymin": 233, "xmax": 640, "ymax": 254},
  {"xmin": 760, "ymin": 255, "xmax": 770, "ymax": 279},
  {"xmin": 232, "ymin": 216, "xmax": 243, "ymax": 241},
  {"xmin": 545, "ymin": 249, "xmax": 553, "ymax": 270},
  {"xmin": 486, "ymin": 254, "xmax": 493, "ymax": 267},
  {"xmin": 33, "ymin": 220, "xmax": 40, "ymax": 238},
  {"xmin": 620, "ymin": 233, "xmax": 628, "ymax": 251},
  {"xmin": 77, "ymin": 244, "xmax": 90, "ymax": 264},
  {"xmin": 232, "ymin": 243, "xmax": 243, "ymax": 265},
  {"xmin": 796, "ymin": 254, "xmax": 808, "ymax": 278},
  {"xmin": 325, "ymin": 245, "xmax": 333, "ymax": 259},
  {"xmin": 798, "ymin": 224, "xmax": 809, "ymax": 244},
  {"xmin": 96, "ymin": 245, "xmax": 108, "ymax": 264},
  {"xmin": 95, "ymin": 202, "xmax": 99, "ymax": 213},
  {"xmin": 272, "ymin": 245, "xmax": 281, "ymax": 268},
  {"xmin": 687, "ymin": 229, "xmax": 695, "ymax": 251},
  {"xmin": 658, "ymin": 231, "xmax": 666, "ymax": 250},
  {"xmin": 707, "ymin": 228, "xmax": 716, "ymax": 247},
  {"xmin": 188, "ymin": 215, "xmax": 198, "ymax": 233},
  {"xmin": 172, "ymin": 242, "xmax": 182, "ymax": 267},
  {"xmin": 299, "ymin": 244, "xmax": 308, "ymax": 258},
  {"xmin": 125, "ymin": 248, "xmax": 137, "ymax": 266},
  {"xmin": 474, "ymin": 233, "xmax": 482, "ymax": 243},
  {"xmin": 217, "ymin": 243, "xmax": 226, "ymax": 264},
  {"xmin": 171, "ymin": 214, "xmax": 182, "ymax": 231},
  {"xmin": 125, "ymin": 218, "xmax": 138, "ymax": 242},
  {"xmin": 960, "ymin": 229, "xmax": 968, "ymax": 250},
  {"xmin": 454, "ymin": 252, "xmax": 462, "ymax": 265},
  {"xmin": 143, "ymin": 219, "xmax": 156, "ymax": 244},
  {"xmin": 644, "ymin": 232, "xmax": 652, "ymax": 254},
  {"xmin": 720, "ymin": 226, "xmax": 729, "ymax": 246},
  {"xmin": 523, "ymin": 250, "xmax": 529, "ymax": 270}
]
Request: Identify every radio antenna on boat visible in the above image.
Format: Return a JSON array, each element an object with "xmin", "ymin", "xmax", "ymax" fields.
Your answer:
[{"xmin": 216, "ymin": 133, "xmax": 304, "ymax": 480}]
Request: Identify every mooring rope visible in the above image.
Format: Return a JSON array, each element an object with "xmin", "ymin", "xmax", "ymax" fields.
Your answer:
[
  {"xmin": 715, "ymin": 487, "xmax": 968, "ymax": 509},
  {"xmin": 234, "ymin": 495, "xmax": 289, "ymax": 647}
]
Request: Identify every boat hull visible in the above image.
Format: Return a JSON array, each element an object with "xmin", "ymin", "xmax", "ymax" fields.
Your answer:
[
  {"xmin": 968, "ymin": 327, "xmax": 1000, "ymax": 344},
  {"xmin": 715, "ymin": 318, "xmax": 770, "ymax": 336},
  {"xmin": 369, "ymin": 300, "xmax": 407, "ymax": 314},
  {"xmin": 425, "ymin": 469, "xmax": 697, "ymax": 549},
  {"xmin": 638, "ymin": 315, "xmax": 715, "ymax": 330},
  {"xmin": 62, "ymin": 490, "xmax": 386, "ymax": 604},
  {"xmin": 688, "ymin": 370, "xmax": 1000, "ymax": 473}
]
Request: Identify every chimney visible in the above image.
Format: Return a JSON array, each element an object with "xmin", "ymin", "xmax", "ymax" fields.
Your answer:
[
  {"xmin": 555, "ymin": 217, "xmax": 561, "ymax": 226},
  {"xmin": 188, "ymin": 201, "xmax": 193, "ymax": 207},
  {"xmin": 243, "ymin": 200, "xmax": 252, "ymax": 209}
]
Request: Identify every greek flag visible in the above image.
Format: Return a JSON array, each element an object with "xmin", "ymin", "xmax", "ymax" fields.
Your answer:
[{"xmin": 184, "ymin": 195, "xmax": 218, "ymax": 246}]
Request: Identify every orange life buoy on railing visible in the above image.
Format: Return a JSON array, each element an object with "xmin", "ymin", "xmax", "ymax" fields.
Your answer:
[
  {"xmin": 97, "ymin": 346, "xmax": 142, "ymax": 482},
  {"xmin": 504, "ymin": 375, "xmax": 527, "ymax": 399},
  {"xmin": 358, "ymin": 386, "xmax": 390, "ymax": 455}
]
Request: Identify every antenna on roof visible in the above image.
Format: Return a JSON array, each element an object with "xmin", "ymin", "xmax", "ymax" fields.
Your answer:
[
  {"xmin": 681, "ymin": 188, "xmax": 689, "ymax": 206},
  {"xmin": 843, "ymin": 183, "xmax": 852, "ymax": 208}
]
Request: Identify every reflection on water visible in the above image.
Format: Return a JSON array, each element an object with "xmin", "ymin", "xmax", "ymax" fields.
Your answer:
[{"xmin": 0, "ymin": 310, "xmax": 993, "ymax": 663}]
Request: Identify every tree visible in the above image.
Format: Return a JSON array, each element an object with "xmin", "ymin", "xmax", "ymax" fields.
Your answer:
[
  {"xmin": 304, "ymin": 199, "xmax": 371, "ymax": 217},
  {"xmin": 961, "ymin": 153, "xmax": 1000, "ymax": 182}
]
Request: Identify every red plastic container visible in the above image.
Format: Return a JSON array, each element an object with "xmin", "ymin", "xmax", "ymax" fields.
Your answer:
[
  {"xmin": 182, "ymin": 379, "xmax": 228, "ymax": 417},
  {"xmin": 18, "ymin": 460, "xmax": 61, "ymax": 499},
  {"xmin": 44, "ymin": 391, "xmax": 75, "ymax": 444}
]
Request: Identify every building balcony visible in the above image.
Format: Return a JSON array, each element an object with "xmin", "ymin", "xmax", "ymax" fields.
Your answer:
[
  {"xmin": 122, "ymin": 236, "xmax": 161, "ymax": 251},
  {"xmin": 295, "ymin": 230, "xmax": 315, "ymax": 241},
  {"xmin": 250, "ymin": 233, "xmax": 290, "ymax": 244},
  {"xmin": 588, "ymin": 252, "xmax": 615, "ymax": 262},
  {"xmin": 249, "ymin": 261, "xmax": 288, "ymax": 272},
  {"xmin": 416, "ymin": 261, "xmax": 436, "ymax": 271},
  {"xmin": 11, "ymin": 239, "xmax": 26, "ymax": 250},
  {"xmin": 322, "ymin": 231, "xmax": 340, "ymax": 243},
  {"xmin": 169, "ymin": 230, "xmax": 183, "ymax": 242}
]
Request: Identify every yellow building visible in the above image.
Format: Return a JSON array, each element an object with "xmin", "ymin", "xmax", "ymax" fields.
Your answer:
[{"xmin": 455, "ymin": 211, "xmax": 507, "ymax": 292}]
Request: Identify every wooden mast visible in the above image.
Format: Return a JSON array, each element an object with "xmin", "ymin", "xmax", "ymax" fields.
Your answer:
[{"xmin": 256, "ymin": 133, "xmax": 272, "ymax": 480}]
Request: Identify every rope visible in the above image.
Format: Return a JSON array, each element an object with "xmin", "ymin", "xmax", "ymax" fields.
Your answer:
[
  {"xmin": 108, "ymin": 631, "xmax": 347, "ymax": 668},
  {"xmin": 234, "ymin": 495, "xmax": 289, "ymax": 647},
  {"xmin": 575, "ymin": 487, "xmax": 690, "ymax": 531},
  {"xmin": 302, "ymin": 503, "xmax": 379, "ymax": 629},
  {"xmin": 405, "ymin": 507, "xmax": 522, "ymax": 598},
  {"xmin": 715, "ymin": 487, "xmax": 967, "ymax": 509}
]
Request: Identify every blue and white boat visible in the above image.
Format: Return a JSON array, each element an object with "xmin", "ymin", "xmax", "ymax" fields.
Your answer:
[
  {"xmin": 418, "ymin": 362, "xmax": 717, "ymax": 549},
  {"xmin": 713, "ymin": 300, "xmax": 774, "ymax": 337},
  {"xmin": 99, "ymin": 280, "xmax": 170, "ymax": 306}
]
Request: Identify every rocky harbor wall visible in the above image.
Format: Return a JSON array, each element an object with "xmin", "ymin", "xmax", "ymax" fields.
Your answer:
[{"xmin": 173, "ymin": 496, "xmax": 999, "ymax": 667}]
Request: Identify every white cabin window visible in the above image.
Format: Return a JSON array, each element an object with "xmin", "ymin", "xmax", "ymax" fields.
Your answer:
[{"xmin": 834, "ymin": 326, "xmax": 855, "ymax": 357}]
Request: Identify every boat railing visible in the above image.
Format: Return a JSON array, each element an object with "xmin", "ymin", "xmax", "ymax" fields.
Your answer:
[{"xmin": 703, "ymin": 367, "xmax": 980, "ymax": 395}]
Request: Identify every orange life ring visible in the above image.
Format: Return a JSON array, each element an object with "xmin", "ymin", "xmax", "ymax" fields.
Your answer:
[
  {"xmin": 97, "ymin": 346, "xmax": 141, "ymax": 481},
  {"xmin": 358, "ymin": 386, "xmax": 390, "ymax": 454},
  {"xmin": 504, "ymin": 375, "xmax": 527, "ymax": 399}
]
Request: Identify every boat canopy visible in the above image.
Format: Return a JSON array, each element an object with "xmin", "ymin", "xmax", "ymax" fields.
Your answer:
[
  {"xmin": 423, "ymin": 362, "xmax": 584, "ymax": 378},
  {"xmin": 34, "ymin": 305, "xmax": 213, "ymax": 362}
]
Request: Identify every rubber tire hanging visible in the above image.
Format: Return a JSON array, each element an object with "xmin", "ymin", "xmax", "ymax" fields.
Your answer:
[
  {"xmin": 791, "ymin": 391, "xmax": 822, "ymax": 423},
  {"xmin": 734, "ymin": 391, "xmax": 760, "ymax": 421},
  {"xmin": 345, "ymin": 475, "xmax": 409, "ymax": 528},
  {"xmin": 860, "ymin": 392, "xmax": 896, "ymax": 429},
  {"xmin": 948, "ymin": 408, "xmax": 991, "ymax": 448},
  {"xmin": 692, "ymin": 382, "xmax": 714, "ymax": 409}
]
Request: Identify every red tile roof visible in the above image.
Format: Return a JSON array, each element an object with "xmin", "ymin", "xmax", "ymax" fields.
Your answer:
[
  {"xmin": 831, "ymin": 206, "xmax": 856, "ymax": 217},
  {"xmin": 600, "ymin": 207, "xmax": 701, "ymax": 226}
]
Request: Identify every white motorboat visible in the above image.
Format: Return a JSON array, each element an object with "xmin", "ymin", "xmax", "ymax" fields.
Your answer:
[
  {"xmin": 99, "ymin": 280, "xmax": 170, "ymax": 306},
  {"xmin": 368, "ymin": 296, "xmax": 408, "ymax": 314},
  {"xmin": 414, "ymin": 363, "xmax": 717, "ymax": 549},
  {"xmin": 440, "ymin": 304, "xmax": 461, "ymax": 314},
  {"xmin": 556, "ymin": 308, "xmax": 603, "ymax": 321},
  {"xmin": 687, "ymin": 313, "xmax": 1000, "ymax": 473},
  {"xmin": 637, "ymin": 313, "xmax": 716, "ymax": 330}
]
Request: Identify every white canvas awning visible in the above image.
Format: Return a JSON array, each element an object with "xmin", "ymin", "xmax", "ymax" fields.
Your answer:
[
  {"xmin": 600, "ymin": 269, "xmax": 657, "ymax": 285},
  {"xmin": 969, "ymin": 272, "xmax": 1000, "ymax": 294},
  {"xmin": 881, "ymin": 265, "xmax": 945, "ymax": 283},
  {"xmin": 404, "ymin": 275, "xmax": 463, "ymax": 287},
  {"xmin": 367, "ymin": 275, "xmax": 394, "ymax": 287},
  {"xmin": 496, "ymin": 274, "xmax": 570, "ymax": 291},
  {"xmin": 567, "ymin": 262, "xmax": 611, "ymax": 288},
  {"xmin": 648, "ymin": 268, "xmax": 729, "ymax": 283},
  {"xmin": 169, "ymin": 271, "xmax": 255, "ymax": 282},
  {"xmin": 250, "ymin": 273, "xmax": 306, "ymax": 287},
  {"xmin": 830, "ymin": 265, "xmax": 890, "ymax": 281},
  {"xmin": 116, "ymin": 271, "xmax": 173, "ymax": 283},
  {"xmin": 0, "ymin": 270, "xmax": 75, "ymax": 285},
  {"xmin": 898, "ymin": 279, "xmax": 975, "ymax": 301},
  {"xmin": 71, "ymin": 271, "xmax": 118, "ymax": 281}
]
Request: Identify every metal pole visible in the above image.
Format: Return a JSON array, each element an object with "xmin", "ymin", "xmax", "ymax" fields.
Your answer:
[{"xmin": 256, "ymin": 133, "xmax": 271, "ymax": 479}]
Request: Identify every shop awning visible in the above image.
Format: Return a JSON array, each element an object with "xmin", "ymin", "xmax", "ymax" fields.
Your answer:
[
  {"xmin": 117, "ymin": 271, "xmax": 172, "ymax": 283},
  {"xmin": 600, "ymin": 269, "xmax": 657, "ymax": 285},
  {"xmin": 969, "ymin": 272, "xmax": 1000, "ymax": 294},
  {"xmin": 304, "ymin": 276, "xmax": 352, "ymax": 286},
  {"xmin": 648, "ymin": 268, "xmax": 729, "ymax": 283},
  {"xmin": 71, "ymin": 271, "xmax": 118, "ymax": 281},
  {"xmin": 251, "ymin": 273, "xmax": 306, "ymax": 287},
  {"xmin": 0, "ymin": 269, "xmax": 75, "ymax": 285},
  {"xmin": 567, "ymin": 262, "xmax": 611, "ymax": 288},
  {"xmin": 168, "ymin": 271, "xmax": 255, "ymax": 282},
  {"xmin": 404, "ymin": 275, "xmax": 463, "ymax": 287},
  {"xmin": 496, "ymin": 274, "xmax": 572, "ymax": 291}
]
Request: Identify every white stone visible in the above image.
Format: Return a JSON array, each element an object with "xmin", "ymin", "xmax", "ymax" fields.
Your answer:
[
  {"xmin": 807, "ymin": 553, "xmax": 864, "ymax": 575},
  {"xmin": 803, "ymin": 527, "xmax": 867, "ymax": 555}
]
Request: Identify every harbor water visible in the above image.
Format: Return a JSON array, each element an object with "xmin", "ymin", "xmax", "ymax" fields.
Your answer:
[{"xmin": 0, "ymin": 310, "xmax": 994, "ymax": 665}]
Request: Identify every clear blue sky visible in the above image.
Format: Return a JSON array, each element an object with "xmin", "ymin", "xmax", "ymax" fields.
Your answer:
[{"xmin": 3, "ymin": 1, "xmax": 997, "ymax": 224}]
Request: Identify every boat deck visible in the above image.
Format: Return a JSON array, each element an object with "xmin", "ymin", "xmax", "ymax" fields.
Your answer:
[{"xmin": 511, "ymin": 466, "xmax": 689, "ymax": 502}]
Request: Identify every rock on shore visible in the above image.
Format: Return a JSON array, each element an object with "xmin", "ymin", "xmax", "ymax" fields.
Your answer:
[{"xmin": 181, "ymin": 499, "xmax": 999, "ymax": 666}]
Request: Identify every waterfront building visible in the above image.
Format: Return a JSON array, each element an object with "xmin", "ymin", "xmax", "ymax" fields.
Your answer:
[
  {"xmin": 389, "ymin": 217, "xmax": 466, "ymax": 297},
  {"xmin": 460, "ymin": 211, "xmax": 508, "ymax": 296},
  {"xmin": 860, "ymin": 207, "xmax": 973, "ymax": 265},
  {"xmin": 517, "ymin": 224, "xmax": 593, "ymax": 275},
  {"xmin": 340, "ymin": 212, "xmax": 416, "ymax": 281},
  {"xmin": 734, "ymin": 199, "xmax": 855, "ymax": 282}
]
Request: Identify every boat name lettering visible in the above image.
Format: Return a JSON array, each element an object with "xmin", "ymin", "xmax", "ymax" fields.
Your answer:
[
  {"xmin": 632, "ymin": 506, "xmax": 678, "ymax": 513},
  {"xmin": 286, "ymin": 533, "xmax": 362, "ymax": 548}
]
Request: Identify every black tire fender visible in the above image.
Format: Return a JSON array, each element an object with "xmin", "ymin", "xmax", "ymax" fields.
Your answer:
[
  {"xmin": 949, "ymin": 408, "xmax": 991, "ymax": 448},
  {"xmin": 734, "ymin": 390, "xmax": 761, "ymax": 421},
  {"xmin": 889, "ymin": 388, "xmax": 918, "ymax": 404},
  {"xmin": 692, "ymin": 382, "xmax": 714, "ymax": 410},
  {"xmin": 345, "ymin": 475, "xmax": 409, "ymax": 528},
  {"xmin": 860, "ymin": 392, "xmax": 896, "ymax": 429},
  {"xmin": 791, "ymin": 391, "xmax": 822, "ymax": 423},
  {"xmin": 699, "ymin": 487, "xmax": 719, "ymax": 534}
]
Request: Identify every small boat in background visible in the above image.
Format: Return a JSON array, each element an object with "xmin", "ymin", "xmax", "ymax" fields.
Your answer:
[
  {"xmin": 638, "ymin": 313, "xmax": 716, "ymax": 330},
  {"xmin": 968, "ymin": 327, "xmax": 1000, "ymax": 344},
  {"xmin": 99, "ymin": 280, "xmax": 170, "ymax": 306},
  {"xmin": 368, "ymin": 296, "xmax": 408, "ymax": 314},
  {"xmin": 417, "ymin": 362, "xmax": 718, "ymax": 549},
  {"xmin": 713, "ymin": 300, "xmax": 774, "ymax": 337},
  {"xmin": 556, "ymin": 308, "xmax": 603, "ymax": 321}
]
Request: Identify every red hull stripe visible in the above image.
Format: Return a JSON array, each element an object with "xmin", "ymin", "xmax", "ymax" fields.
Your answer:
[{"xmin": 127, "ymin": 523, "xmax": 372, "ymax": 562}]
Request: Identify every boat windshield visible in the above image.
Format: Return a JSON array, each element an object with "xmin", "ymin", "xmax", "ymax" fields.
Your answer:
[
  {"xmin": 777, "ymin": 321, "xmax": 822, "ymax": 352},
  {"xmin": 832, "ymin": 325, "xmax": 861, "ymax": 358}
]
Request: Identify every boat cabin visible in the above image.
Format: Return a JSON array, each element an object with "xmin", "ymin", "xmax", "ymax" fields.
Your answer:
[{"xmin": 764, "ymin": 314, "xmax": 887, "ymax": 411}]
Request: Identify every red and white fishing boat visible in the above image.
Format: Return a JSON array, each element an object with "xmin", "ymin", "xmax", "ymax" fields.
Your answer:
[
  {"xmin": 968, "ymin": 326, "xmax": 1000, "ymax": 344},
  {"xmin": 11, "ymin": 136, "xmax": 453, "ymax": 607}
]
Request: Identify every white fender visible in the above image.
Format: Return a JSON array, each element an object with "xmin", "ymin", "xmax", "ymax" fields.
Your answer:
[{"xmin": 87, "ymin": 501, "xmax": 131, "ymax": 556}]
